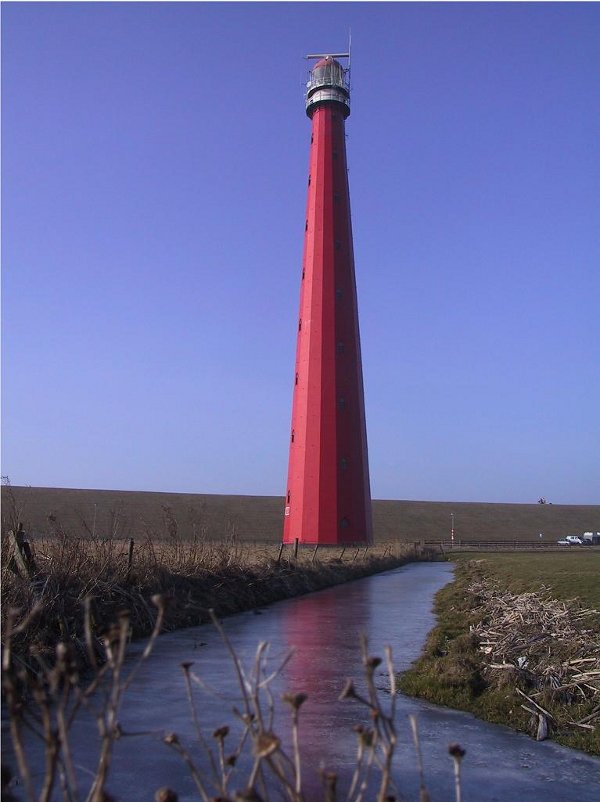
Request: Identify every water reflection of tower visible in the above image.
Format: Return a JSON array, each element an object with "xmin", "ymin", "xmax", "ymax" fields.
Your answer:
[
  {"xmin": 283, "ymin": 51, "xmax": 372, "ymax": 546},
  {"xmin": 279, "ymin": 584, "xmax": 376, "ymax": 793}
]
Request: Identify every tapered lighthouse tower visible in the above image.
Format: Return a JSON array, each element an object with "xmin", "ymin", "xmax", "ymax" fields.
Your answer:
[{"xmin": 283, "ymin": 53, "xmax": 373, "ymax": 545}]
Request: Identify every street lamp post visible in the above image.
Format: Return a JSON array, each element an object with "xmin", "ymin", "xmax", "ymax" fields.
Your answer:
[{"xmin": 450, "ymin": 513, "xmax": 455, "ymax": 548}]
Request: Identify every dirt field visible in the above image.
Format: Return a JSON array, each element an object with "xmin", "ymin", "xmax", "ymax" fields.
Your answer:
[{"xmin": 2, "ymin": 484, "xmax": 598, "ymax": 543}]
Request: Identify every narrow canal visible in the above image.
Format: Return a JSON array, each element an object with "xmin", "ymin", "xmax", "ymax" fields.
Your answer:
[{"xmin": 6, "ymin": 562, "xmax": 600, "ymax": 801}]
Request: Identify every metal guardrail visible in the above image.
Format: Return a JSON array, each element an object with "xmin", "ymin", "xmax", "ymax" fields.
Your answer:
[{"xmin": 424, "ymin": 540, "xmax": 599, "ymax": 551}]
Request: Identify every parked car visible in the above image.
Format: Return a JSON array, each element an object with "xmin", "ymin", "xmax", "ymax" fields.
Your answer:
[
  {"xmin": 557, "ymin": 539, "xmax": 570, "ymax": 546},
  {"xmin": 565, "ymin": 536, "xmax": 583, "ymax": 545}
]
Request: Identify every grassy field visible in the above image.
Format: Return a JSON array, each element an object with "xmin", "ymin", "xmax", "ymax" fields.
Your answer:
[
  {"xmin": 453, "ymin": 551, "xmax": 600, "ymax": 609},
  {"xmin": 399, "ymin": 552, "xmax": 600, "ymax": 754},
  {"xmin": 3, "ymin": 484, "xmax": 599, "ymax": 543}
]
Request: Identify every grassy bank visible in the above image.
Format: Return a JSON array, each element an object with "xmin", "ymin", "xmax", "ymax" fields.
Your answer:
[
  {"xmin": 2, "ymin": 534, "xmax": 429, "ymax": 675},
  {"xmin": 398, "ymin": 552, "xmax": 600, "ymax": 755},
  {"xmin": 4, "ymin": 483, "xmax": 599, "ymax": 543}
]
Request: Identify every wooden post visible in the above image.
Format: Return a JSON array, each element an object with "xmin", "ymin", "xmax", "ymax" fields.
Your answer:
[
  {"xmin": 7, "ymin": 529, "xmax": 33, "ymax": 579},
  {"xmin": 352, "ymin": 548, "xmax": 360, "ymax": 561},
  {"xmin": 21, "ymin": 540, "xmax": 36, "ymax": 573},
  {"xmin": 339, "ymin": 547, "xmax": 346, "ymax": 560},
  {"xmin": 311, "ymin": 544, "xmax": 319, "ymax": 563},
  {"xmin": 126, "ymin": 538, "xmax": 134, "ymax": 582},
  {"xmin": 293, "ymin": 538, "xmax": 299, "ymax": 559},
  {"xmin": 276, "ymin": 542, "xmax": 284, "ymax": 564}
]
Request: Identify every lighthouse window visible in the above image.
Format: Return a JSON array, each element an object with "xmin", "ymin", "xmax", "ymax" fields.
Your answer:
[
  {"xmin": 291, "ymin": 430, "xmax": 295, "ymax": 443},
  {"xmin": 302, "ymin": 269, "xmax": 305, "ymax": 280},
  {"xmin": 333, "ymin": 152, "xmax": 338, "ymax": 160},
  {"xmin": 340, "ymin": 457, "xmax": 348, "ymax": 471},
  {"xmin": 308, "ymin": 175, "xmax": 311, "ymax": 186},
  {"xmin": 335, "ymin": 288, "xmax": 343, "ymax": 300},
  {"xmin": 287, "ymin": 491, "xmax": 291, "ymax": 503},
  {"xmin": 335, "ymin": 240, "xmax": 341, "ymax": 250},
  {"xmin": 298, "ymin": 319, "xmax": 302, "ymax": 331},
  {"xmin": 334, "ymin": 193, "xmax": 340, "ymax": 203},
  {"xmin": 295, "ymin": 373, "xmax": 299, "ymax": 386},
  {"xmin": 311, "ymin": 134, "xmax": 314, "ymax": 144},
  {"xmin": 336, "ymin": 342, "xmax": 345, "ymax": 354},
  {"xmin": 340, "ymin": 517, "xmax": 349, "ymax": 529},
  {"xmin": 338, "ymin": 397, "xmax": 346, "ymax": 410},
  {"xmin": 305, "ymin": 220, "xmax": 309, "ymax": 231}
]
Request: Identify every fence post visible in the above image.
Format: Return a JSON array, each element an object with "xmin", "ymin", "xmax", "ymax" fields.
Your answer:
[
  {"xmin": 126, "ymin": 538, "xmax": 135, "ymax": 582},
  {"xmin": 293, "ymin": 538, "xmax": 299, "ymax": 559},
  {"xmin": 339, "ymin": 547, "xmax": 346, "ymax": 560},
  {"xmin": 7, "ymin": 529, "xmax": 33, "ymax": 579},
  {"xmin": 311, "ymin": 544, "xmax": 319, "ymax": 563},
  {"xmin": 276, "ymin": 542, "xmax": 284, "ymax": 564}
]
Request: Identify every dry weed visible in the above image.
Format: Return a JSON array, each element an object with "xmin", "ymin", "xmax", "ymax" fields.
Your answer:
[{"xmin": 2, "ymin": 606, "xmax": 464, "ymax": 802}]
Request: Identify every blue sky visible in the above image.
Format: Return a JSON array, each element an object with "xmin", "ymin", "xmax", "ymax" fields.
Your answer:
[{"xmin": 2, "ymin": 2, "xmax": 599, "ymax": 504}]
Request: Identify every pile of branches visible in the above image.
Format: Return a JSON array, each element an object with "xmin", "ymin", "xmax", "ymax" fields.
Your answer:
[{"xmin": 468, "ymin": 581, "xmax": 600, "ymax": 739}]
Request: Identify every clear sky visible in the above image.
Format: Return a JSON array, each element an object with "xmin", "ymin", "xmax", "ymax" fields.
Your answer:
[{"xmin": 2, "ymin": 2, "xmax": 599, "ymax": 504}]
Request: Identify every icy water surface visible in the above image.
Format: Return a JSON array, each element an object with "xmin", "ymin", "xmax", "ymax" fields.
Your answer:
[{"xmin": 4, "ymin": 562, "xmax": 600, "ymax": 801}]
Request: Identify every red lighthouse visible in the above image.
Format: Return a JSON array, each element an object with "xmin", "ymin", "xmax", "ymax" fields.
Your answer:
[{"xmin": 283, "ymin": 53, "xmax": 373, "ymax": 546}]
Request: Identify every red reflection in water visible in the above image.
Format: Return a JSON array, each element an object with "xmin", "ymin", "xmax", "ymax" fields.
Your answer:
[{"xmin": 276, "ymin": 585, "xmax": 376, "ymax": 791}]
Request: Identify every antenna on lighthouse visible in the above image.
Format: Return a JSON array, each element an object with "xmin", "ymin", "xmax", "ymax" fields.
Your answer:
[
  {"xmin": 305, "ymin": 52, "xmax": 350, "ymax": 60},
  {"xmin": 348, "ymin": 31, "xmax": 352, "ymax": 66},
  {"xmin": 348, "ymin": 30, "xmax": 352, "ymax": 86}
]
